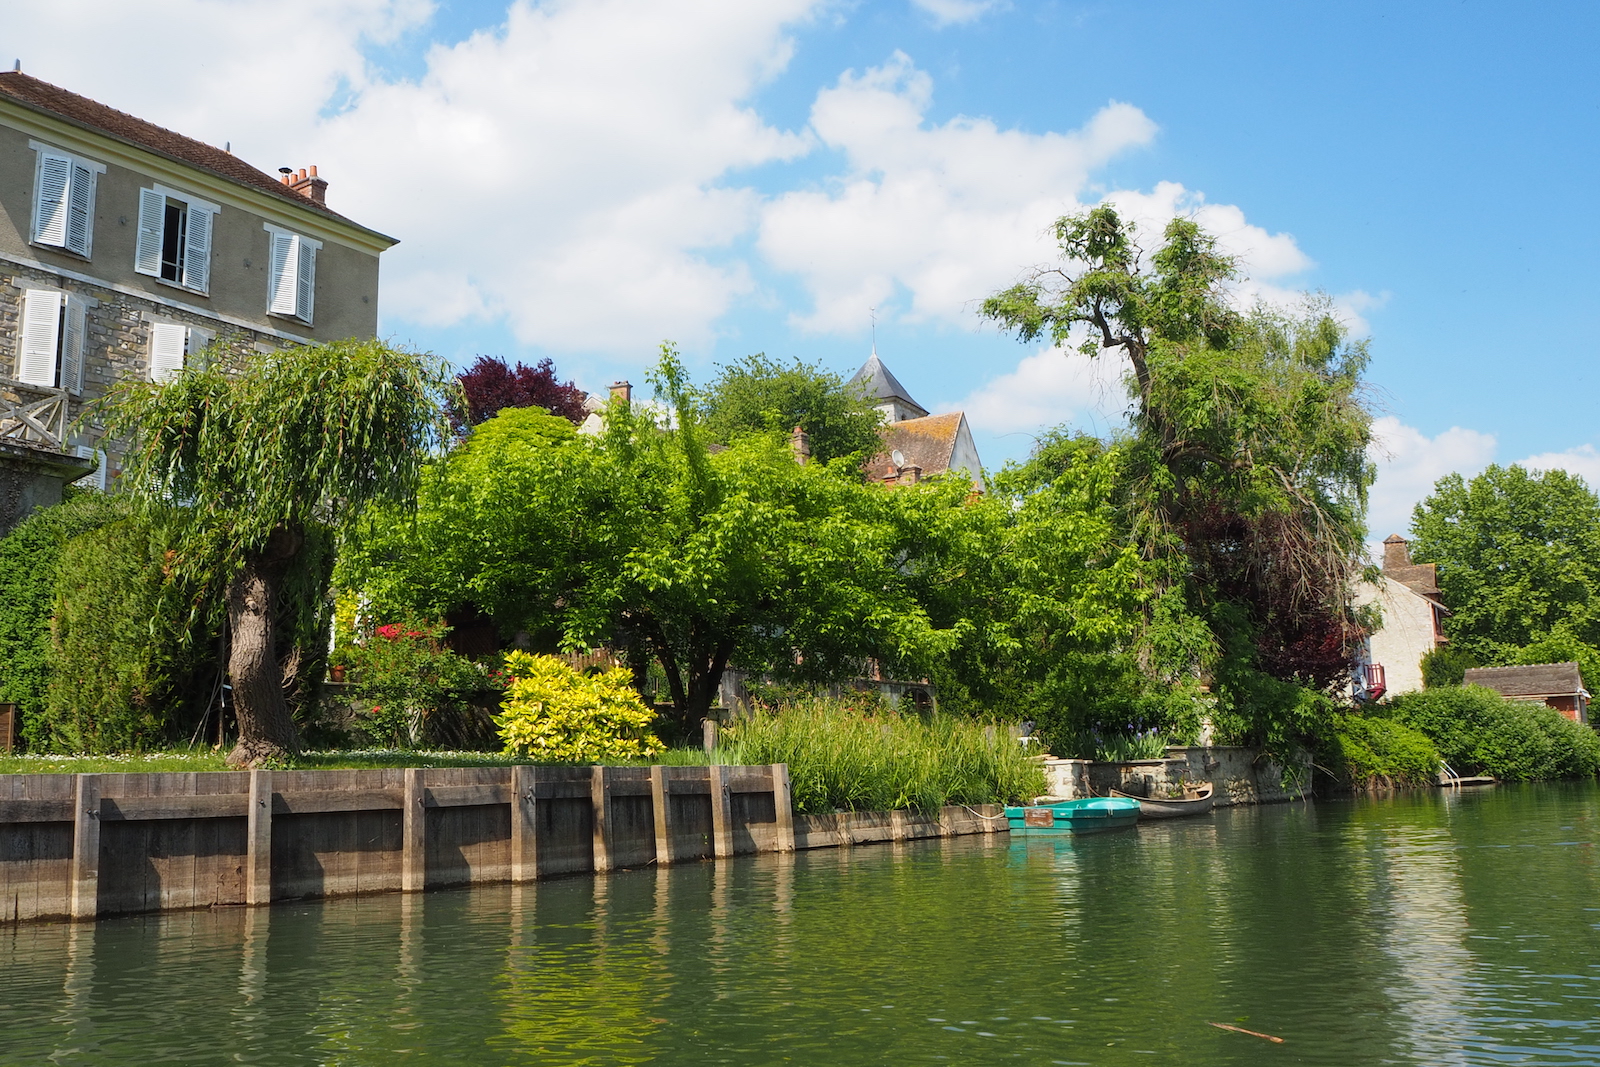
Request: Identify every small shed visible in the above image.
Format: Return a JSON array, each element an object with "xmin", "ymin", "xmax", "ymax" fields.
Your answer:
[{"xmin": 1463, "ymin": 662, "xmax": 1590, "ymax": 724}]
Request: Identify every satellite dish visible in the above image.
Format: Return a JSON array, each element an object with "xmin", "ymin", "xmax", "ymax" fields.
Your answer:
[{"xmin": 891, "ymin": 449, "xmax": 905, "ymax": 467}]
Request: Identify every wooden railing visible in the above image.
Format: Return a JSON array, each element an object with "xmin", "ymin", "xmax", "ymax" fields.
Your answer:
[{"xmin": 0, "ymin": 379, "xmax": 69, "ymax": 450}]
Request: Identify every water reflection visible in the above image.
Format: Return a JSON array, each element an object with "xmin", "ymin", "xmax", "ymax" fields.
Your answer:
[{"xmin": 3, "ymin": 786, "xmax": 1600, "ymax": 1064}]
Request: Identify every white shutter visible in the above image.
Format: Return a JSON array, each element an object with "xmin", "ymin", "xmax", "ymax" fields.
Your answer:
[
  {"xmin": 295, "ymin": 238, "xmax": 316, "ymax": 323},
  {"xmin": 73, "ymin": 446, "xmax": 107, "ymax": 492},
  {"xmin": 135, "ymin": 187, "xmax": 165, "ymax": 276},
  {"xmin": 65, "ymin": 163, "xmax": 94, "ymax": 257},
  {"xmin": 185, "ymin": 326, "xmax": 214, "ymax": 371},
  {"xmin": 181, "ymin": 203, "xmax": 212, "ymax": 293},
  {"xmin": 268, "ymin": 231, "xmax": 298, "ymax": 315},
  {"xmin": 149, "ymin": 322, "xmax": 187, "ymax": 382},
  {"xmin": 34, "ymin": 152, "xmax": 71, "ymax": 246},
  {"xmin": 17, "ymin": 289, "xmax": 62, "ymax": 387},
  {"xmin": 60, "ymin": 296, "xmax": 86, "ymax": 395}
]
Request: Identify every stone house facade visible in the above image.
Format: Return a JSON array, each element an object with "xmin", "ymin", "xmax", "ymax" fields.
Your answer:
[
  {"xmin": 0, "ymin": 71, "xmax": 396, "ymax": 528},
  {"xmin": 1351, "ymin": 534, "xmax": 1449, "ymax": 700}
]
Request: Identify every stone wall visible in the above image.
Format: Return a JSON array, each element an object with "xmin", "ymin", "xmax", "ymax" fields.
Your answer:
[{"xmin": 1040, "ymin": 746, "xmax": 1309, "ymax": 807}]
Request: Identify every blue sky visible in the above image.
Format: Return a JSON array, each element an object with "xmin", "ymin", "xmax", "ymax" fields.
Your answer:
[{"xmin": 9, "ymin": 0, "xmax": 1599, "ymax": 542}]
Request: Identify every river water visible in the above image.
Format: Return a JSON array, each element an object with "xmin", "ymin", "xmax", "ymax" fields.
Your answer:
[{"xmin": 3, "ymin": 783, "xmax": 1599, "ymax": 1066}]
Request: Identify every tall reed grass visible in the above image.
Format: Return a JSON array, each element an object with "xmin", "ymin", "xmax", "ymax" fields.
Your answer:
[{"xmin": 717, "ymin": 696, "xmax": 1045, "ymax": 814}]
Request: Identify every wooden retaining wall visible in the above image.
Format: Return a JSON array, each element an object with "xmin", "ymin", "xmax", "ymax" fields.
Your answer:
[
  {"xmin": 0, "ymin": 764, "xmax": 800, "ymax": 924},
  {"xmin": 0, "ymin": 766, "xmax": 1006, "ymax": 925}
]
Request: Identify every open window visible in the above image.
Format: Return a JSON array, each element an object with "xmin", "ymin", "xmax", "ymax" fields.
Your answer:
[
  {"xmin": 30, "ymin": 143, "xmax": 103, "ymax": 259},
  {"xmin": 136, "ymin": 186, "xmax": 218, "ymax": 294},
  {"xmin": 15, "ymin": 289, "xmax": 87, "ymax": 394}
]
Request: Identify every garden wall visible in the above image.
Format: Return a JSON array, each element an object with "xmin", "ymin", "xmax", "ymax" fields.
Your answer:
[
  {"xmin": 0, "ymin": 765, "xmax": 1005, "ymax": 925},
  {"xmin": 1039, "ymin": 745, "xmax": 1310, "ymax": 805}
]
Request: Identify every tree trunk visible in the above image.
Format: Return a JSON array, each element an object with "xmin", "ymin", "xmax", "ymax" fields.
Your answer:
[{"xmin": 224, "ymin": 527, "xmax": 304, "ymax": 767}]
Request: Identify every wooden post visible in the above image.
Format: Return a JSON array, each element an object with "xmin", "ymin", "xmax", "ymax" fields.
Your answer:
[
  {"xmin": 650, "ymin": 765, "xmax": 673, "ymax": 866},
  {"xmin": 246, "ymin": 769, "xmax": 273, "ymax": 905},
  {"xmin": 402, "ymin": 768, "xmax": 426, "ymax": 892},
  {"xmin": 709, "ymin": 764, "xmax": 733, "ymax": 860},
  {"xmin": 68, "ymin": 774, "xmax": 100, "ymax": 921},
  {"xmin": 510, "ymin": 765, "xmax": 538, "ymax": 883},
  {"xmin": 770, "ymin": 763, "xmax": 795, "ymax": 853},
  {"xmin": 890, "ymin": 809, "xmax": 910, "ymax": 842},
  {"xmin": 591, "ymin": 766, "xmax": 611, "ymax": 874}
]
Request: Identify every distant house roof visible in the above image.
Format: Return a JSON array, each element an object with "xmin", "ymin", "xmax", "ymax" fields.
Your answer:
[
  {"xmin": 864, "ymin": 412, "xmax": 981, "ymax": 486},
  {"xmin": 0, "ymin": 71, "xmax": 394, "ymax": 244},
  {"xmin": 1380, "ymin": 533, "xmax": 1444, "ymax": 603},
  {"xmin": 850, "ymin": 352, "xmax": 928, "ymax": 419},
  {"xmin": 1463, "ymin": 662, "xmax": 1588, "ymax": 699}
]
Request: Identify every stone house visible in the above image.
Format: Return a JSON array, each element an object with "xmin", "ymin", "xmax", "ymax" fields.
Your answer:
[
  {"xmin": 1351, "ymin": 534, "xmax": 1449, "ymax": 700},
  {"xmin": 850, "ymin": 351, "xmax": 983, "ymax": 490},
  {"xmin": 0, "ymin": 70, "xmax": 396, "ymax": 531},
  {"xmin": 1463, "ymin": 663, "xmax": 1590, "ymax": 724}
]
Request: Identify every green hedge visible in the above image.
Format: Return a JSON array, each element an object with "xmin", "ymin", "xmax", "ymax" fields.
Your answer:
[
  {"xmin": 1321, "ymin": 713, "xmax": 1440, "ymax": 789},
  {"xmin": 1387, "ymin": 685, "xmax": 1600, "ymax": 781}
]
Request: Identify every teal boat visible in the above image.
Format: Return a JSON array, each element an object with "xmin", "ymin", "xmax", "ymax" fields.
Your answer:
[{"xmin": 1003, "ymin": 797, "xmax": 1141, "ymax": 835}]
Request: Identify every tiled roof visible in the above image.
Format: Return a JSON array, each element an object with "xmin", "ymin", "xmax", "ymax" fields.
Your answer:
[
  {"xmin": 1463, "ymin": 662, "xmax": 1586, "ymax": 699},
  {"xmin": 865, "ymin": 412, "xmax": 963, "ymax": 481},
  {"xmin": 0, "ymin": 71, "xmax": 391, "ymax": 242}
]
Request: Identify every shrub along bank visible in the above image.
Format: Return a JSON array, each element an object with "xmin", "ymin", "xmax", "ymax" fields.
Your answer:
[{"xmin": 1386, "ymin": 685, "xmax": 1600, "ymax": 782}]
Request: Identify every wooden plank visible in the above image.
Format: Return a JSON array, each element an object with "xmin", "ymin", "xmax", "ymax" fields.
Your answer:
[
  {"xmin": 529, "ymin": 780, "xmax": 593, "ymax": 800},
  {"xmin": 424, "ymin": 783, "xmax": 511, "ymax": 808},
  {"xmin": 98, "ymin": 794, "xmax": 250, "ymax": 821},
  {"xmin": 770, "ymin": 763, "xmax": 795, "ymax": 853},
  {"xmin": 510, "ymin": 765, "xmax": 538, "ymax": 883},
  {"xmin": 246, "ymin": 770, "xmax": 272, "ymax": 906},
  {"xmin": 271, "ymin": 788, "xmax": 403, "ymax": 815},
  {"xmin": 402, "ymin": 768, "xmax": 425, "ymax": 892},
  {"xmin": 650, "ymin": 765, "xmax": 672, "ymax": 866},
  {"xmin": 663, "ymin": 779, "xmax": 712, "ymax": 796},
  {"xmin": 604, "ymin": 779, "xmax": 654, "ymax": 798},
  {"xmin": 591, "ymin": 766, "xmax": 611, "ymax": 874},
  {"xmin": 709, "ymin": 764, "xmax": 732, "ymax": 860},
  {"xmin": 68, "ymin": 774, "xmax": 100, "ymax": 920},
  {"xmin": 0, "ymin": 798, "xmax": 75, "ymax": 822},
  {"xmin": 728, "ymin": 772, "xmax": 772, "ymax": 794}
]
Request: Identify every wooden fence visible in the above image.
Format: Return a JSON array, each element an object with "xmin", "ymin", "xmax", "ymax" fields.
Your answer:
[{"xmin": 0, "ymin": 764, "xmax": 1007, "ymax": 925}]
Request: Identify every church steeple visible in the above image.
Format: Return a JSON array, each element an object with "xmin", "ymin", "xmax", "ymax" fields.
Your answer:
[{"xmin": 850, "ymin": 351, "xmax": 928, "ymax": 422}]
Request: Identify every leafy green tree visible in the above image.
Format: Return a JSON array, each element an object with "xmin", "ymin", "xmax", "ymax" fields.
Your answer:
[
  {"xmin": 100, "ymin": 340, "xmax": 452, "ymax": 765},
  {"xmin": 1411, "ymin": 464, "xmax": 1600, "ymax": 661},
  {"xmin": 982, "ymin": 208, "xmax": 1375, "ymax": 704},
  {"xmin": 698, "ymin": 353, "xmax": 883, "ymax": 466},
  {"xmin": 1420, "ymin": 644, "xmax": 1478, "ymax": 688}
]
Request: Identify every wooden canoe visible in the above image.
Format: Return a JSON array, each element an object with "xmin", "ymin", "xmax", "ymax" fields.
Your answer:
[{"xmin": 1110, "ymin": 784, "xmax": 1215, "ymax": 819}]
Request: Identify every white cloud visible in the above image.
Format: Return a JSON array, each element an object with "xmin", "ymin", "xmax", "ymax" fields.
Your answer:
[
  {"xmin": 759, "ymin": 52, "xmax": 1159, "ymax": 334},
  {"xmin": 909, "ymin": 0, "xmax": 1005, "ymax": 27},
  {"xmin": 1519, "ymin": 445, "xmax": 1600, "ymax": 488},
  {"xmin": 1365, "ymin": 415, "xmax": 1496, "ymax": 551},
  {"xmin": 957, "ymin": 343, "xmax": 1131, "ymax": 440}
]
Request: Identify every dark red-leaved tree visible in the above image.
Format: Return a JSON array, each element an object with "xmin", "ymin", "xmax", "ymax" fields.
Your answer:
[{"xmin": 449, "ymin": 356, "xmax": 589, "ymax": 432}]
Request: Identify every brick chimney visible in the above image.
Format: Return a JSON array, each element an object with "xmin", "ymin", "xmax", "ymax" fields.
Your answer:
[
  {"xmin": 282, "ymin": 165, "xmax": 328, "ymax": 206},
  {"xmin": 790, "ymin": 425, "xmax": 811, "ymax": 465},
  {"xmin": 609, "ymin": 380, "xmax": 632, "ymax": 406},
  {"xmin": 897, "ymin": 464, "xmax": 922, "ymax": 485},
  {"xmin": 1382, "ymin": 534, "xmax": 1412, "ymax": 572}
]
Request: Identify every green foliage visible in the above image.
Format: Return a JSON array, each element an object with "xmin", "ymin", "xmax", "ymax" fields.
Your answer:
[
  {"xmin": 1387, "ymin": 685, "xmax": 1600, "ymax": 781},
  {"xmin": 1411, "ymin": 464, "xmax": 1600, "ymax": 660},
  {"xmin": 1421, "ymin": 645, "xmax": 1478, "ymax": 688},
  {"xmin": 698, "ymin": 352, "xmax": 884, "ymax": 467},
  {"xmin": 345, "ymin": 617, "xmax": 492, "ymax": 749},
  {"xmin": 494, "ymin": 652, "xmax": 664, "ymax": 763},
  {"xmin": 1210, "ymin": 670, "xmax": 1336, "ymax": 776},
  {"xmin": 1320, "ymin": 713, "xmax": 1440, "ymax": 790},
  {"xmin": 1505, "ymin": 631, "xmax": 1600, "ymax": 695},
  {"xmin": 0, "ymin": 491, "xmax": 128, "ymax": 746},
  {"xmin": 37, "ymin": 512, "xmax": 218, "ymax": 753},
  {"xmin": 720, "ymin": 693, "xmax": 1044, "ymax": 813}
]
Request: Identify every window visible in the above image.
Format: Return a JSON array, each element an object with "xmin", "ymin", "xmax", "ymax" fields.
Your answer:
[
  {"xmin": 136, "ymin": 186, "xmax": 218, "ymax": 294},
  {"xmin": 29, "ymin": 142, "xmax": 104, "ymax": 258},
  {"xmin": 148, "ymin": 322, "xmax": 213, "ymax": 382},
  {"xmin": 72, "ymin": 446, "xmax": 107, "ymax": 492},
  {"xmin": 263, "ymin": 224, "xmax": 320, "ymax": 324},
  {"xmin": 15, "ymin": 289, "xmax": 87, "ymax": 394}
]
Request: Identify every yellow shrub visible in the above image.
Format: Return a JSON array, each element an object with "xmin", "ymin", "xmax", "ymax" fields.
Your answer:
[{"xmin": 493, "ymin": 652, "xmax": 663, "ymax": 763}]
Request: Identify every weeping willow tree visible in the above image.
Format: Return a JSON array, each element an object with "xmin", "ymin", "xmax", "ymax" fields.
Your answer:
[
  {"xmin": 983, "ymin": 207, "xmax": 1375, "ymax": 694},
  {"xmin": 99, "ymin": 339, "xmax": 452, "ymax": 765}
]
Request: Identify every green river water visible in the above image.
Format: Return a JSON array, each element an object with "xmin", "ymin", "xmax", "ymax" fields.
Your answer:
[{"xmin": 3, "ymin": 783, "xmax": 1599, "ymax": 1066}]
